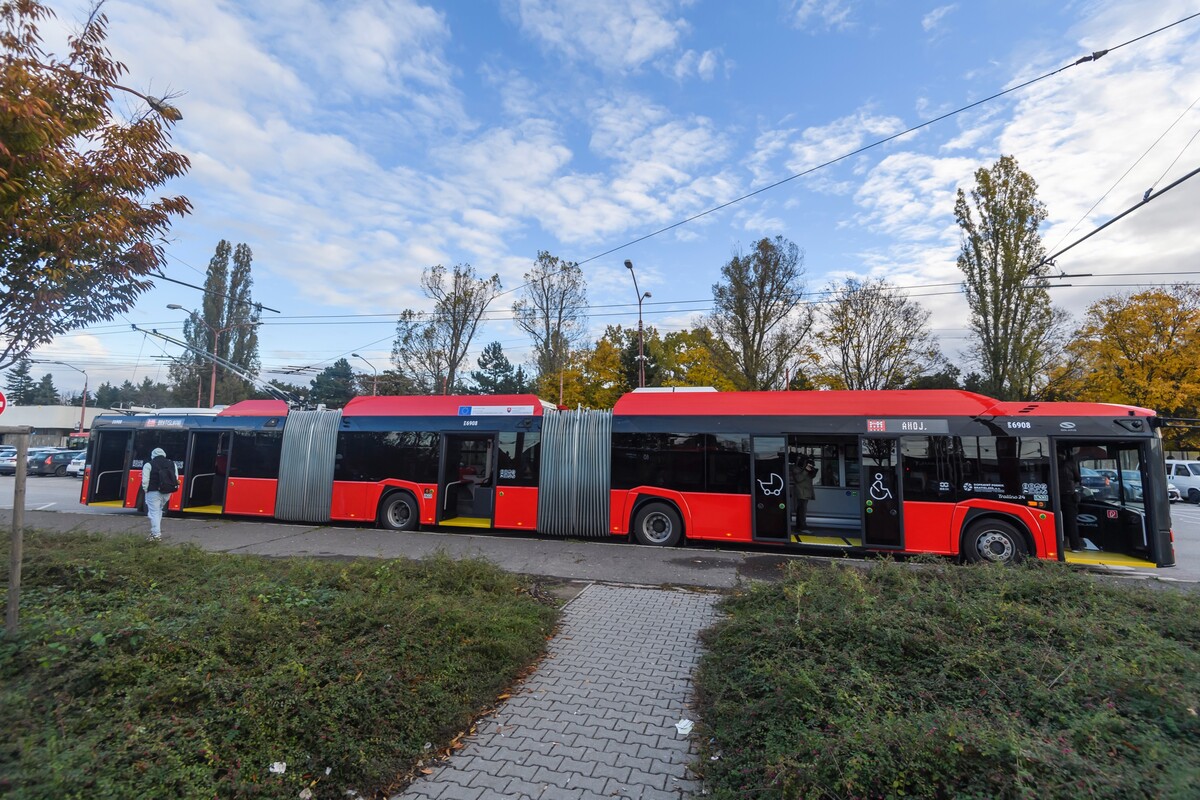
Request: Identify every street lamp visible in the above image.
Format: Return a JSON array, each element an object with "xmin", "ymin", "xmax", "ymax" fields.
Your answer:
[
  {"xmin": 167, "ymin": 304, "xmax": 258, "ymax": 407},
  {"xmin": 624, "ymin": 259, "xmax": 652, "ymax": 388},
  {"xmin": 33, "ymin": 360, "xmax": 87, "ymax": 436},
  {"xmin": 351, "ymin": 353, "xmax": 378, "ymax": 396}
]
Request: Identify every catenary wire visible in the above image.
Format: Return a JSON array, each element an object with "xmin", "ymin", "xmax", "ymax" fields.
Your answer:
[{"xmin": 495, "ymin": 12, "xmax": 1200, "ymax": 300}]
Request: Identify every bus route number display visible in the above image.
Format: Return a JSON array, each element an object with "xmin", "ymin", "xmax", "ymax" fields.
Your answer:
[{"xmin": 865, "ymin": 419, "xmax": 949, "ymax": 433}]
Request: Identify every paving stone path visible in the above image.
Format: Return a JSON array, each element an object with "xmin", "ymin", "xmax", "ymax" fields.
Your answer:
[{"xmin": 395, "ymin": 584, "xmax": 722, "ymax": 800}]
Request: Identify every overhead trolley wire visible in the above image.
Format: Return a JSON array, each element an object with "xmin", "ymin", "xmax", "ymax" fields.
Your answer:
[{"xmin": 491, "ymin": 12, "xmax": 1200, "ymax": 300}]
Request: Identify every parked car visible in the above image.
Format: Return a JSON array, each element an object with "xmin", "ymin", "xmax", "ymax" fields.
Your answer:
[
  {"xmin": 0, "ymin": 447, "xmax": 57, "ymax": 475},
  {"xmin": 31, "ymin": 449, "xmax": 81, "ymax": 477},
  {"xmin": 1165, "ymin": 460, "xmax": 1200, "ymax": 503},
  {"xmin": 1079, "ymin": 467, "xmax": 1110, "ymax": 497},
  {"xmin": 1168, "ymin": 483, "xmax": 1181, "ymax": 504},
  {"xmin": 66, "ymin": 452, "xmax": 86, "ymax": 478}
]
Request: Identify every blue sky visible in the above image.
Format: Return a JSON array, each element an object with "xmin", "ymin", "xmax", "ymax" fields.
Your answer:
[{"xmin": 29, "ymin": 0, "xmax": 1200, "ymax": 397}]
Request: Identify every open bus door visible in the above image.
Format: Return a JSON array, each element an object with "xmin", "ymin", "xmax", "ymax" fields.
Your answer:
[
  {"xmin": 1064, "ymin": 438, "xmax": 1169, "ymax": 567},
  {"xmin": 183, "ymin": 430, "xmax": 228, "ymax": 513},
  {"xmin": 438, "ymin": 433, "xmax": 497, "ymax": 528},
  {"xmin": 861, "ymin": 437, "xmax": 903, "ymax": 550},
  {"xmin": 86, "ymin": 428, "xmax": 134, "ymax": 507}
]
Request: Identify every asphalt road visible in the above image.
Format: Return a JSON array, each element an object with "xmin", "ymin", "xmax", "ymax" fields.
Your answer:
[{"xmin": 2, "ymin": 474, "xmax": 1198, "ymax": 584}]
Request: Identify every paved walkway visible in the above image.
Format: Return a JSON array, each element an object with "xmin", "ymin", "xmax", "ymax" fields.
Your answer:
[{"xmin": 396, "ymin": 584, "xmax": 722, "ymax": 800}]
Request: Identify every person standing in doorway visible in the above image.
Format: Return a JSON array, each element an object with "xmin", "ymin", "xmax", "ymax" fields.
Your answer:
[
  {"xmin": 1058, "ymin": 447, "xmax": 1083, "ymax": 552},
  {"xmin": 790, "ymin": 456, "xmax": 818, "ymax": 541},
  {"xmin": 141, "ymin": 447, "xmax": 178, "ymax": 541}
]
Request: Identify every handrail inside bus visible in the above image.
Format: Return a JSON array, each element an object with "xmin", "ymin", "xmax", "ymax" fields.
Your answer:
[
  {"xmin": 93, "ymin": 469, "xmax": 124, "ymax": 495},
  {"xmin": 190, "ymin": 472, "xmax": 215, "ymax": 497},
  {"xmin": 444, "ymin": 480, "xmax": 465, "ymax": 511}
]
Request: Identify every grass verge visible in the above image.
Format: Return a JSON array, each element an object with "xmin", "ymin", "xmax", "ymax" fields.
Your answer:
[
  {"xmin": 0, "ymin": 532, "xmax": 558, "ymax": 799},
  {"xmin": 695, "ymin": 559, "xmax": 1200, "ymax": 799}
]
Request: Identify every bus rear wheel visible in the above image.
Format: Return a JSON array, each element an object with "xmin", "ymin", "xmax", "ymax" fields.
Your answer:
[
  {"xmin": 963, "ymin": 519, "xmax": 1027, "ymax": 565},
  {"xmin": 632, "ymin": 502, "xmax": 683, "ymax": 547},
  {"xmin": 379, "ymin": 492, "xmax": 419, "ymax": 531}
]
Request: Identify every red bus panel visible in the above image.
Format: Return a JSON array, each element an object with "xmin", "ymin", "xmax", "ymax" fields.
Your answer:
[
  {"xmin": 224, "ymin": 478, "xmax": 278, "ymax": 517},
  {"xmin": 494, "ymin": 486, "xmax": 538, "ymax": 530},
  {"xmin": 331, "ymin": 481, "xmax": 383, "ymax": 523},
  {"xmin": 900, "ymin": 502, "xmax": 956, "ymax": 554}
]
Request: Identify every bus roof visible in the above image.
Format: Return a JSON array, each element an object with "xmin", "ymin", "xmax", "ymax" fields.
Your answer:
[
  {"xmin": 218, "ymin": 400, "xmax": 291, "ymax": 417},
  {"xmin": 342, "ymin": 394, "xmax": 553, "ymax": 417},
  {"xmin": 612, "ymin": 390, "xmax": 1156, "ymax": 418}
]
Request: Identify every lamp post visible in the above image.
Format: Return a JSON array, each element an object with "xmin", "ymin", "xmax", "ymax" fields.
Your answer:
[
  {"xmin": 624, "ymin": 259, "xmax": 652, "ymax": 388},
  {"xmin": 167, "ymin": 304, "xmax": 258, "ymax": 407},
  {"xmin": 352, "ymin": 353, "xmax": 378, "ymax": 396},
  {"xmin": 34, "ymin": 360, "xmax": 87, "ymax": 436}
]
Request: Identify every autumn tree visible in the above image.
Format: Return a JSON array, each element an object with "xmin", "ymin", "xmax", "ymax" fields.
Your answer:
[
  {"xmin": 168, "ymin": 240, "xmax": 261, "ymax": 406},
  {"xmin": 815, "ymin": 278, "xmax": 944, "ymax": 390},
  {"xmin": 956, "ymin": 155, "xmax": 1069, "ymax": 400},
  {"xmin": 1062, "ymin": 285, "xmax": 1200, "ymax": 415},
  {"xmin": 513, "ymin": 251, "xmax": 588, "ymax": 387},
  {"xmin": 391, "ymin": 263, "xmax": 501, "ymax": 394},
  {"xmin": 659, "ymin": 329, "xmax": 738, "ymax": 390},
  {"xmin": 705, "ymin": 236, "xmax": 815, "ymax": 390},
  {"xmin": 0, "ymin": 0, "xmax": 190, "ymax": 370}
]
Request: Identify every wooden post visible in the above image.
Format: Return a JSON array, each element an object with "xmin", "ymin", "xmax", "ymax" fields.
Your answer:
[{"xmin": 3, "ymin": 426, "xmax": 31, "ymax": 637}]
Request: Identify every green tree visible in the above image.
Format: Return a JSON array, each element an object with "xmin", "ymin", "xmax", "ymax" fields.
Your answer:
[
  {"xmin": 906, "ymin": 365, "xmax": 963, "ymax": 390},
  {"xmin": 3, "ymin": 356, "xmax": 35, "ymax": 403},
  {"xmin": 169, "ymin": 240, "xmax": 261, "ymax": 405},
  {"xmin": 705, "ymin": 236, "xmax": 815, "ymax": 390},
  {"xmin": 27, "ymin": 372, "xmax": 57, "ymax": 404},
  {"xmin": 92, "ymin": 381, "xmax": 121, "ymax": 408},
  {"xmin": 815, "ymin": 278, "xmax": 944, "ymax": 390},
  {"xmin": 955, "ymin": 155, "xmax": 1068, "ymax": 400},
  {"xmin": 471, "ymin": 341, "xmax": 528, "ymax": 394},
  {"xmin": 0, "ymin": 0, "xmax": 190, "ymax": 370},
  {"xmin": 513, "ymin": 251, "xmax": 588, "ymax": 386},
  {"xmin": 391, "ymin": 263, "xmax": 501, "ymax": 393},
  {"xmin": 309, "ymin": 359, "xmax": 357, "ymax": 408}
]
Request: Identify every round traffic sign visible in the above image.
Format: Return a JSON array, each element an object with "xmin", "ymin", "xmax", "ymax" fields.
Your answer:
[{"xmin": 0, "ymin": 389, "xmax": 6, "ymax": 415}]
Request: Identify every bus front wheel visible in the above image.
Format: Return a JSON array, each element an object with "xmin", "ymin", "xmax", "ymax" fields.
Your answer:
[
  {"xmin": 379, "ymin": 492, "xmax": 419, "ymax": 531},
  {"xmin": 963, "ymin": 519, "xmax": 1027, "ymax": 565},
  {"xmin": 632, "ymin": 502, "xmax": 683, "ymax": 547}
]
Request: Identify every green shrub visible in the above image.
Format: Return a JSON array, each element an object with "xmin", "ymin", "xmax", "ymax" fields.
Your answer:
[
  {"xmin": 0, "ymin": 533, "xmax": 558, "ymax": 799},
  {"xmin": 695, "ymin": 560, "xmax": 1200, "ymax": 799}
]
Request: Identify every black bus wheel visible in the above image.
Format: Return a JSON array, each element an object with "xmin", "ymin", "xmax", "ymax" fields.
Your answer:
[
  {"xmin": 379, "ymin": 492, "xmax": 419, "ymax": 531},
  {"xmin": 963, "ymin": 519, "xmax": 1027, "ymax": 564},
  {"xmin": 632, "ymin": 502, "xmax": 683, "ymax": 547}
]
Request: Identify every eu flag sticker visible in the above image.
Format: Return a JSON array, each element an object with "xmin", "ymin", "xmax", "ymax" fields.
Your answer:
[{"xmin": 458, "ymin": 406, "xmax": 472, "ymax": 416}]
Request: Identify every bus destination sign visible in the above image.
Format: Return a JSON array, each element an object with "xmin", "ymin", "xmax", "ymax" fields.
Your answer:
[
  {"xmin": 458, "ymin": 405, "xmax": 535, "ymax": 416},
  {"xmin": 865, "ymin": 419, "xmax": 950, "ymax": 434}
]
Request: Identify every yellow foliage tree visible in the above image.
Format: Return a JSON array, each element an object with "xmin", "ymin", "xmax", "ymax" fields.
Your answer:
[
  {"xmin": 1063, "ymin": 285, "xmax": 1200, "ymax": 414},
  {"xmin": 661, "ymin": 329, "xmax": 738, "ymax": 390}
]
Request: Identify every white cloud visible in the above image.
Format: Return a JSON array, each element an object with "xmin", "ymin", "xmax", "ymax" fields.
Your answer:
[
  {"xmin": 922, "ymin": 4, "xmax": 957, "ymax": 33},
  {"xmin": 788, "ymin": 0, "xmax": 854, "ymax": 31},
  {"xmin": 509, "ymin": 0, "xmax": 689, "ymax": 72}
]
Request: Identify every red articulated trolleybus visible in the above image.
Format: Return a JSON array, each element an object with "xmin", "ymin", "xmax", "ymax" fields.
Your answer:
[{"xmin": 81, "ymin": 388, "xmax": 1176, "ymax": 568}]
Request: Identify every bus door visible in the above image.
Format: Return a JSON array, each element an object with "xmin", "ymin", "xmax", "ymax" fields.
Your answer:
[
  {"xmin": 752, "ymin": 436, "xmax": 788, "ymax": 541},
  {"xmin": 1071, "ymin": 440, "xmax": 1159, "ymax": 562},
  {"xmin": 183, "ymin": 430, "xmax": 228, "ymax": 512},
  {"xmin": 439, "ymin": 433, "xmax": 496, "ymax": 528},
  {"xmin": 861, "ymin": 437, "xmax": 903, "ymax": 549},
  {"xmin": 87, "ymin": 428, "xmax": 134, "ymax": 506}
]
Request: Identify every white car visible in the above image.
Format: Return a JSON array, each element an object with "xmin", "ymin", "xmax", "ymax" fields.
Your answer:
[
  {"xmin": 1165, "ymin": 460, "xmax": 1200, "ymax": 503},
  {"xmin": 66, "ymin": 452, "xmax": 86, "ymax": 478}
]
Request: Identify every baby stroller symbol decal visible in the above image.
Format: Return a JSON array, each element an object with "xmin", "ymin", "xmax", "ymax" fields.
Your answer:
[{"xmin": 757, "ymin": 473, "xmax": 784, "ymax": 496}]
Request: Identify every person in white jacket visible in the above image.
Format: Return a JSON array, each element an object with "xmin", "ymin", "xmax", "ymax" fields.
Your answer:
[{"xmin": 141, "ymin": 447, "xmax": 178, "ymax": 540}]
